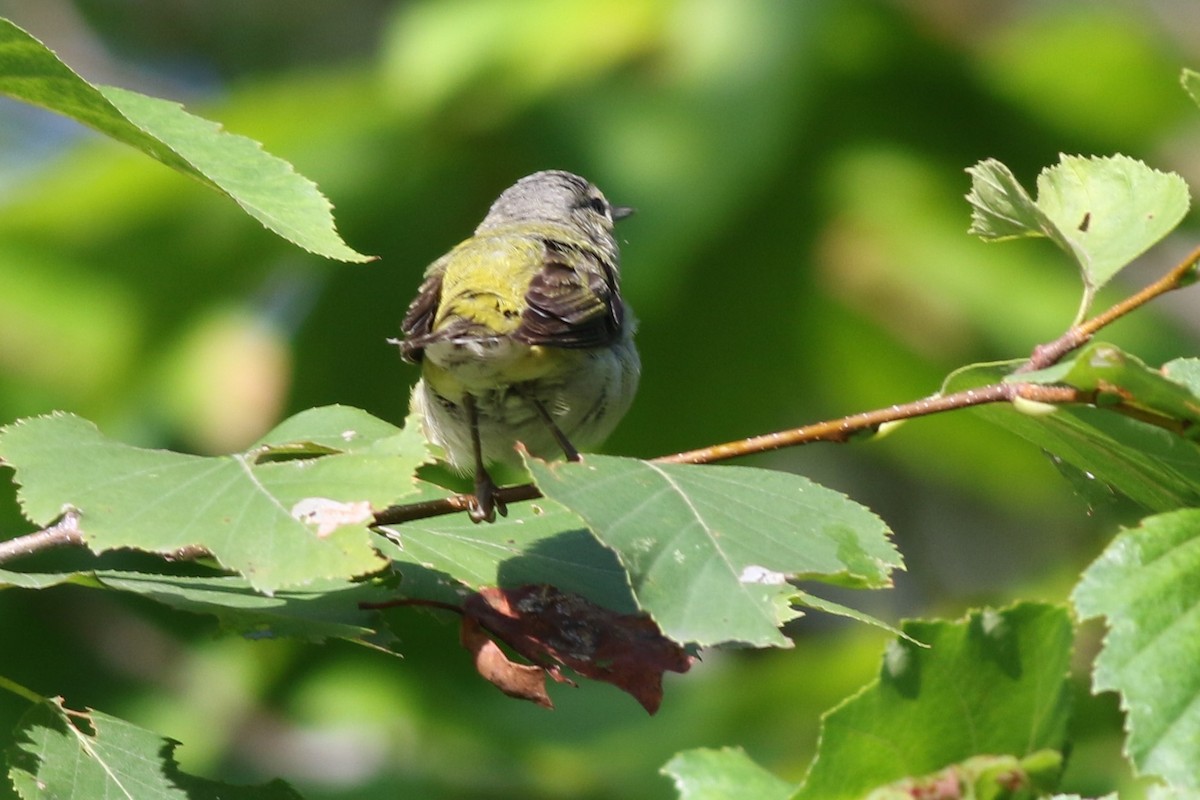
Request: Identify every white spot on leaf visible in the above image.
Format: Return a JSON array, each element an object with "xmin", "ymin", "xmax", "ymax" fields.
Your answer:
[
  {"xmin": 291, "ymin": 497, "xmax": 373, "ymax": 537},
  {"xmin": 739, "ymin": 565, "xmax": 788, "ymax": 585}
]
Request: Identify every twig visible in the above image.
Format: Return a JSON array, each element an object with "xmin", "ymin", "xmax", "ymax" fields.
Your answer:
[
  {"xmin": 0, "ymin": 509, "xmax": 82, "ymax": 563},
  {"xmin": 657, "ymin": 383, "xmax": 1078, "ymax": 464},
  {"xmin": 372, "ymin": 484, "xmax": 541, "ymax": 526},
  {"xmin": 1017, "ymin": 243, "xmax": 1200, "ymax": 373},
  {"xmin": 0, "ymin": 508, "xmax": 212, "ymax": 567}
]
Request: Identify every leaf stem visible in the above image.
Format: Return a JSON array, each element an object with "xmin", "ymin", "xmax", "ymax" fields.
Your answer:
[{"xmin": 0, "ymin": 674, "xmax": 45, "ymax": 704}]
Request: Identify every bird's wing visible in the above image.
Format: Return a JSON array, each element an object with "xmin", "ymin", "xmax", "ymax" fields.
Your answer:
[
  {"xmin": 514, "ymin": 239, "xmax": 624, "ymax": 349},
  {"xmin": 398, "ymin": 268, "xmax": 444, "ymax": 362}
]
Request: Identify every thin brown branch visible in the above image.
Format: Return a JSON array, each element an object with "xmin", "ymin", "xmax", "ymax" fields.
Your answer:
[
  {"xmin": 372, "ymin": 484, "xmax": 542, "ymax": 526},
  {"xmin": 1018, "ymin": 243, "xmax": 1200, "ymax": 373},
  {"xmin": 0, "ymin": 509, "xmax": 214, "ymax": 567},
  {"xmin": 658, "ymin": 384, "xmax": 1081, "ymax": 464},
  {"xmin": 0, "ymin": 509, "xmax": 83, "ymax": 564}
]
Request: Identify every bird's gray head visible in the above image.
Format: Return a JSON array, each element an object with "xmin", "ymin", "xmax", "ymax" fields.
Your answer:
[{"xmin": 476, "ymin": 170, "xmax": 631, "ymax": 243}]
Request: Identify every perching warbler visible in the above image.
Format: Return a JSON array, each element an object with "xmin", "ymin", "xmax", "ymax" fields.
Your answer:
[{"xmin": 397, "ymin": 170, "xmax": 640, "ymax": 522}]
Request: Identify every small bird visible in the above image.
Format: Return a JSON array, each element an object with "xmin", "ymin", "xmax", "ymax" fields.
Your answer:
[{"xmin": 397, "ymin": 170, "xmax": 640, "ymax": 522}]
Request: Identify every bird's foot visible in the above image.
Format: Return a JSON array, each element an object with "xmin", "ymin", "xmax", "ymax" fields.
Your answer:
[{"xmin": 469, "ymin": 468, "xmax": 507, "ymax": 523}]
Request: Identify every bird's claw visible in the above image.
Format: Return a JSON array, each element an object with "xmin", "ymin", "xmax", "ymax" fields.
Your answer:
[{"xmin": 469, "ymin": 471, "xmax": 507, "ymax": 523}]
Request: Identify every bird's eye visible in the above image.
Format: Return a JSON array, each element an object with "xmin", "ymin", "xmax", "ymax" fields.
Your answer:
[{"xmin": 580, "ymin": 195, "xmax": 610, "ymax": 216}]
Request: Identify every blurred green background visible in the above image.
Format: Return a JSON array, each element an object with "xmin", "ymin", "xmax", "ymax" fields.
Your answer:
[{"xmin": 1, "ymin": 0, "xmax": 1198, "ymax": 797}]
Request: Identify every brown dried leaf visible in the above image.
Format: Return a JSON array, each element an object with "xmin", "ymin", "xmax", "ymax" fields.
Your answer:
[
  {"xmin": 460, "ymin": 616, "xmax": 554, "ymax": 708},
  {"xmin": 463, "ymin": 584, "xmax": 693, "ymax": 714}
]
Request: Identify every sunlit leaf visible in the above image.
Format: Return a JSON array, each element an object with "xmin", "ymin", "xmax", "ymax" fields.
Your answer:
[
  {"xmin": 1146, "ymin": 788, "xmax": 1200, "ymax": 800},
  {"xmin": 966, "ymin": 155, "xmax": 1188, "ymax": 313},
  {"xmin": 1037, "ymin": 155, "xmax": 1188, "ymax": 295},
  {"xmin": 0, "ymin": 19, "xmax": 370, "ymax": 262},
  {"xmin": 966, "ymin": 158, "xmax": 1059, "ymax": 242},
  {"xmin": 795, "ymin": 604, "xmax": 1073, "ymax": 799},
  {"xmin": 1164, "ymin": 357, "xmax": 1200, "ymax": 396},
  {"xmin": 661, "ymin": 747, "xmax": 794, "ymax": 800},
  {"xmin": 253, "ymin": 404, "xmax": 421, "ymax": 458},
  {"xmin": 795, "ymin": 590, "xmax": 914, "ymax": 643},
  {"xmin": 0, "ymin": 410, "xmax": 425, "ymax": 592},
  {"xmin": 0, "ymin": 568, "xmax": 99, "ymax": 590},
  {"xmin": 1073, "ymin": 509, "xmax": 1200, "ymax": 789},
  {"xmin": 9, "ymin": 697, "xmax": 303, "ymax": 799},
  {"xmin": 528, "ymin": 456, "xmax": 902, "ymax": 648},
  {"xmin": 947, "ymin": 359, "xmax": 1200, "ymax": 511}
]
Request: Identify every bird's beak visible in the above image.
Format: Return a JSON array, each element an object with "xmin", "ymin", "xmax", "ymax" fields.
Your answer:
[{"xmin": 612, "ymin": 205, "xmax": 635, "ymax": 221}]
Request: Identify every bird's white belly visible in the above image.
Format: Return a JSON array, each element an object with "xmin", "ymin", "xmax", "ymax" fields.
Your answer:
[{"xmin": 412, "ymin": 335, "xmax": 639, "ymax": 469}]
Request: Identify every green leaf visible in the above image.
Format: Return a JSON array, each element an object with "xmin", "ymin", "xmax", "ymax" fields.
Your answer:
[
  {"xmin": 0, "ymin": 568, "xmax": 98, "ymax": 590},
  {"xmin": 794, "ymin": 590, "xmax": 915, "ymax": 643},
  {"xmin": 93, "ymin": 572, "xmax": 396, "ymax": 645},
  {"xmin": 1036, "ymin": 155, "xmax": 1185, "ymax": 293},
  {"xmin": 528, "ymin": 456, "xmax": 902, "ymax": 648},
  {"xmin": 0, "ymin": 19, "xmax": 370, "ymax": 262},
  {"xmin": 795, "ymin": 604, "xmax": 1073, "ymax": 799},
  {"xmin": 966, "ymin": 155, "xmax": 1188, "ymax": 313},
  {"xmin": 8, "ymin": 697, "xmax": 303, "ymax": 799},
  {"xmin": 1073, "ymin": 509, "xmax": 1200, "ymax": 789},
  {"xmin": 661, "ymin": 747, "xmax": 794, "ymax": 800},
  {"xmin": 253, "ymin": 404, "xmax": 422, "ymax": 457},
  {"xmin": 1037, "ymin": 155, "xmax": 1188, "ymax": 294},
  {"xmin": 1016, "ymin": 344, "xmax": 1200, "ymax": 436},
  {"xmin": 966, "ymin": 158, "xmax": 1059, "ymax": 242},
  {"xmin": 1164, "ymin": 357, "xmax": 1200, "ymax": 396},
  {"xmin": 947, "ymin": 359, "xmax": 1200, "ymax": 511},
  {"xmin": 0, "ymin": 410, "xmax": 425, "ymax": 592},
  {"xmin": 0, "ymin": 565, "xmax": 398, "ymax": 649},
  {"xmin": 375, "ymin": 494, "xmax": 639, "ymax": 613}
]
